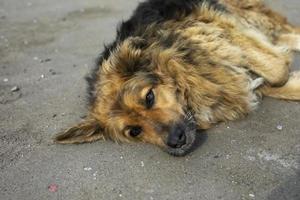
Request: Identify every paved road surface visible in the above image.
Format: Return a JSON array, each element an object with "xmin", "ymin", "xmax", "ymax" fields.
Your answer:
[{"xmin": 0, "ymin": 0, "xmax": 299, "ymax": 199}]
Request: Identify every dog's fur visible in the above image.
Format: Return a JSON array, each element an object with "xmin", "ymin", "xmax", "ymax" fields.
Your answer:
[{"xmin": 55, "ymin": 0, "xmax": 300, "ymax": 156}]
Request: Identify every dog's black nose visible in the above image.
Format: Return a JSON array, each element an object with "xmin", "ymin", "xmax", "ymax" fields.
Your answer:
[{"xmin": 167, "ymin": 124, "xmax": 186, "ymax": 148}]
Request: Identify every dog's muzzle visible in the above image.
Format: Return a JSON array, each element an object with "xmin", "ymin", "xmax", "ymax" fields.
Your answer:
[{"xmin": 164, "ymin": 112, "xmax": 197, "ymax": 157}]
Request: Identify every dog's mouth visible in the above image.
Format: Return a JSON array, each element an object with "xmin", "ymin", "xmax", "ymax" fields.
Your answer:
[{"xmin": 164, "ymin": 112, "xmax": 198, "ymax": 157}]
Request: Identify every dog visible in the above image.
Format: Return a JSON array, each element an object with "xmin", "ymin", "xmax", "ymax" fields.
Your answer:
[{"xmin": 55, "ymin": 0, "xmax": 300, "ymax": 156}]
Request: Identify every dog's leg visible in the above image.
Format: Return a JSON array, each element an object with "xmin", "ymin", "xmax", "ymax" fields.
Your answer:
[
  {"xmin": 260, "ymin": 71, "xmax": 300, "ymax": 100},
  {"xmin": 244, "ymin": 46, "xmax": 290, "ymax": 87},
  {"xmin": 236, "ymin": 28, "xmax": 292, "ymax": 87},
  {"xmin": 277, "ymin": 33, "xmax": 300, "ymax": 52}
]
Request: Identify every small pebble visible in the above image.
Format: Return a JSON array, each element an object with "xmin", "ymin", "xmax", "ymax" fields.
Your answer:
[
  {"xmin": 93, "ymin": 171, "xmax": 98, "ymax": 180},
  {"xmin": 141, "ymin": 161, "xmax": 144, "ymax": 167},
  {"xmin": 49, "ymin": 69, "xmax": 57, "ymax": 75},
  {"xmin": 3, "ymin": 78, "xmax": 8, "ymax": 82},
  {"xmin": 84, "ymin": 167, "xmax": 92, "ymax": 171},
  {"xmin": 276, "ymin": 125, "xmax": 283, "ymax": 131},
  {"xmin": 93, "ymin": 172, "xmax": 97, "ymax": 180},
  {"xmin": 48, "ymin": 184, "xmax": 58, "ymax": 193},
  {"xmin": 246, "ymin": 156, "xmax": 256, "ymax": 161},
  {"xmin": 40, "ymin": 74, "xmax": 45, "ymax": 78},
  {"xmin": 11, "ymin": 86, "xmax": 19, "ymax": 92},
  {"xmin": 41, "ymin": 58, "xmax": 51, "ymax": 63},
  {"xmin": 249, "ymin": 193, "xmax": 255, "ymax": 198},
  {"xmin": 33, "ymin": 57, "xmax": 39, "ymax": 61},
  {"xmin": 52, "ymin": 114, "xmax": 57, "ymax": 118}
]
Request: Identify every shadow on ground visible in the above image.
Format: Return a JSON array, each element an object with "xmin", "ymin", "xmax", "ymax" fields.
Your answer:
[{"xmin": 268, "ymin": 162, "xmax": 300, "ymax": 200}]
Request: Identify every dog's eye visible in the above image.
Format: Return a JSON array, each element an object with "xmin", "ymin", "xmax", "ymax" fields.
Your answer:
[
  {"xmin": 129, "ymin": 126, "xmax": 142, "ymax": 137},
  {"xmin": 145, "ymin": 89, "xmax": 155, "ymax": 109}
]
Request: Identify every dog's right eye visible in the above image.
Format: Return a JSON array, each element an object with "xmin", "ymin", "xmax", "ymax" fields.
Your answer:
[
  {"xmin": 128, "ymin": 126, "xmax": 142, "ymax": 137},
  {"xmin": 145, "ymin": 89, "xmax": 155, "ymax": 109}
]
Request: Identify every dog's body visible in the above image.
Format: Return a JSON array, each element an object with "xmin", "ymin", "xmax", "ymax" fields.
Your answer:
[{"xmin": 55, "ymin": 0, "xmax": 300, "ymax": 156}]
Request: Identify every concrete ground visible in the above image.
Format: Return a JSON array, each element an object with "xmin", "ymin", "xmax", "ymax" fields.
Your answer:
[{"xmin": 0, "ymin": 0, "xmax": 299, "ymax": 199}]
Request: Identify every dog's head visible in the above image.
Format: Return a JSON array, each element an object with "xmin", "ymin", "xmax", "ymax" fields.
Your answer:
[{"xmin": 55, "ymin": 37, "xmax": 198, "ymax": 156}]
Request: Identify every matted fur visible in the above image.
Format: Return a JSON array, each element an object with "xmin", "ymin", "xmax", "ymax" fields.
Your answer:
[{"xmin": 55, "ymin": 0, "xmax": 300, "ymax": 156}]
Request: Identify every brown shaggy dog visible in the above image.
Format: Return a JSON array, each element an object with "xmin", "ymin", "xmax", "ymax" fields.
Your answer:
[{"xmin": 55, "ymin": 0, "xmax": 300, "ymax": 156}]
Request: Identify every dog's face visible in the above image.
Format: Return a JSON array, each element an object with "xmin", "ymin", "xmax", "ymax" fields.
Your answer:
[{"xmin": 55, "ymin": 37, "xmax": 198, "ymax": 156}]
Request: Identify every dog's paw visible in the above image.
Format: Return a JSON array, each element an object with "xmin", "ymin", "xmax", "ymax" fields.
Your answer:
[{"xmin": 251, "ymin": 77, "xmax": 265, "ymax": 90}]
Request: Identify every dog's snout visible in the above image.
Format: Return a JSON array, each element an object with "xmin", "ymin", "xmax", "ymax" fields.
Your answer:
[{"xmin": 167, "ymin": 124, "xmax": 186, "ymax": 148}]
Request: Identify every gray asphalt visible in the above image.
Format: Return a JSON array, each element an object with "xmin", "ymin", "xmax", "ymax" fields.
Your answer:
[{"xmin": 0, "ymin": 0, "xmax": 299, "ymax": 199}]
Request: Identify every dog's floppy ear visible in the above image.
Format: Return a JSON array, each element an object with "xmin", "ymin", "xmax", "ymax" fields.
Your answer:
[{"xmin": 54, "ymin": 118, "xmax": 105, "ymax": 144}]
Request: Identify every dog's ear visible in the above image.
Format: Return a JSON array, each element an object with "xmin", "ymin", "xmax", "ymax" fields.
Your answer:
[{"xmin": 54, "ymin": 118, "xmax": 105, "ymax": 144}]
